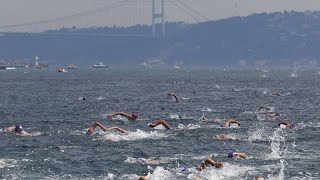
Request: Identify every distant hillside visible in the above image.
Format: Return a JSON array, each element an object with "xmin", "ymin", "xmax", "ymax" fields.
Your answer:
[{"xmin": 1, "ymin": 11, "xmax": 320, "ymax": 66}]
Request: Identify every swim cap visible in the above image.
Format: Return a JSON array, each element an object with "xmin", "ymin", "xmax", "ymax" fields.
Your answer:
[
  {"xmin": 180, "ymin": 166, "xmax": 188, "ymax": 172},
  {"xmin": 289, "ymin": 124, "xmax": 296, "ymax": 129},
  {"xmin": 132, "ymin": 112, "xmax": 139, "ymax": 117},
  {"xmin": 15, "ymin": 125, "xmax": 22, "ymax": 131},
  {"xmin": 137, "ymin": 158, "xmax": 147, "ymax": 164},
  {"xmin": 228, "ymin": 152, "xmax": 235, "ymax": 158},
  {"xmin": 100, "ymin": 114, "xmax": 108, "ymax": 119},
  {"xmin": 229, "ymin": 123, "xmax": 239, "ymax": 128}
]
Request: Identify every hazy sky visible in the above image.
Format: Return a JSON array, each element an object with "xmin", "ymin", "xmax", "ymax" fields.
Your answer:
[{"xmin": 0, "ymin": 0, "xmax": 320, "ymax": 32}]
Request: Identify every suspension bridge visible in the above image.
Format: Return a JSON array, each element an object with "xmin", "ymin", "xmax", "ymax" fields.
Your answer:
[{"xmin": 0, "ymin": 0, "xmax": 212, "ymax": 37}]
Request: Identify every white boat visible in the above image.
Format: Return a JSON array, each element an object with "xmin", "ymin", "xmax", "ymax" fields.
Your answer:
[
  {"xmin": 92, "ymin": 62, "xmax": 109, "ymax": 68},
  {"xmin": 0, "ymin": 66, "xmax": 16, "ymax": 70}
]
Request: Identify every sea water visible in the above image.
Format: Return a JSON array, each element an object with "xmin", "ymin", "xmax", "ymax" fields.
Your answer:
[{"xmin": 0, "ymin": 67, "xmax": 319, "ymax": 179}]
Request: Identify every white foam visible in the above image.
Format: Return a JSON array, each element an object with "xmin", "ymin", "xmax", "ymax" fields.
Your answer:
[
  {"xmin": 201, "ymin": 107, "xmax": 213, "ymax": 112},
  {"xmin": 177, "ymin": 124, "xmax": 201, "ymax": 130},
  {"xmin": 266, "ymin": 129, "xmax": 286, "ymax": 160},
  {"xmin": 248, "ymin": 128, "xmax": 267, "ymax": 141},
  {"xmin": 98, "ymin": 129, "xmax": 167, "ymax": 142},
  {"xmin": 229, "ymin": 123, "xmax": 240, "ymax": 128},
  {"xmin": 145, "ymin": 166, "xmax": 175, "ymax": 180},
  {"xmin": 96, "ymin": 96, "xmax": 104, "ymax": 100},
  {"xmin": 124, "ymin": 157, "xmax": 170, "ymax": 165},
  {"xmin": 0, "ymin": 159, "xmax": 18, "ymax": 168},
  {"xmin": 188, "ymin": 163, "xmax": 254, "ymax": 180},
  {"xmin": 267, "ymin": 159, "xmax": 286, "ymax": 180},
  {"xmin": 169, "ymin": 113, "xmax": 181, "ymax": 120}
]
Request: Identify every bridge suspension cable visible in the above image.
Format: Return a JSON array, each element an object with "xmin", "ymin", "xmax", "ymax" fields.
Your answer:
[
  {"xmin": 0, "ymin": 0, "xmax": 135, "ymax": 29},
  {"xmin": 175, "ymin": 0, "xmax": 209, "ymax": 21},
  {"xmin": 167, "ymin": 0, "xmax": 202, "ymax": 23}
]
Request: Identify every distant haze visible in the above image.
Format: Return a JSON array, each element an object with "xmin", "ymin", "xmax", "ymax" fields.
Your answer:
[{"xmin": 0, "ymin": 0, "xmax": 320, "ymax": 32}]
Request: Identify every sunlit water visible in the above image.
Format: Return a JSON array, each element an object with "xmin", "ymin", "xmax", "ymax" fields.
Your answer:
[{"xmin": 0, "ymin": 67, "xmax": 319, "ymax": 179}]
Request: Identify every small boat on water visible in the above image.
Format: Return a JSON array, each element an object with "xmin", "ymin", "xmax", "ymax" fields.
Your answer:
[
  {"xmin": 92, "ymin": 62, "xmax": 109, "ymax": 68},
  {"xmin": 67, "ymin": 64, "xmax": 77, "ymax": 69},
  {"xmin": 0, "ymin": 66, "xmax": 16, "ymax": 70},
  {"xmin": 58, "ymin": 67, "xmax": 67, "ymax": 72}
]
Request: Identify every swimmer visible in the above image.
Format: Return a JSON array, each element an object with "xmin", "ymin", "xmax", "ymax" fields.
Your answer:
[
  {"xmin": 223, "ymin": 119, "xmax": 241, "ymax": 127},
  {"xmin": 139, "ymin": 177, "xmax": 148, "ymax": 180},
  {"xmin": 270, "ymin": 92, "xmax": 281, "ymax": 96},
  {"xmin": 196, "ymin": 158, "xmax": 223, "ymax": 171},
  {"xmin": 167, "ymin": 93, "xmax": 179, "ymax": 102},
  {"xmin": 200, "ymin": 114, "xmax": 208, "ymax": 122},
  {"xmin": 148, "ymin": 119, "xmax": 172, "ymax": 129},
  {"xmin": 256, "ymin": 176, "xmax": 265, "ymax": 180},
  {"xmin": 257, "ymin": 106, "xmax": 272, "ymax": 113},
  {"xmin": 86, "ymin": 121, "xmax": 129, "ymax": 135},
  {"xmin": 134, "ymin": 158, "xmax": 162, "ymax": 165},
  {"xmin": 107, "ymin": 112, "xmax": 139, "ymax": 121},
  {"xmin": 268, "ymin": 113, "xmax": 281, "ymax": 121},
  {"xmin": 277, "ymin": 122, "xmax": 296, "ymax": 129},
  {"xmin": 2, "ymin": 125, "xmax": 32, "ymax": 136},
  {"xmin": 227, "ymin": 152, "xmax": 248, "ymax": 159},
  {"xmin": 216, "ymin": 134, "xmax": 231, "ymax": 140}
]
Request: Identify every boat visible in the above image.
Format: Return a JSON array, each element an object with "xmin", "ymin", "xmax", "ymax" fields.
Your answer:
[
  {"xmin": 35, "ymin": 60, "xmax": 44, "ymax": 69},
  {"xmin": 67, "ymin": 64, "xmax": 77, "ymax": 69},
  {"xmin": 92, "ymin": 62, "xmax": 109, "ymax": 68},
  {"xmin": 0, "ymin": 66, "xmax": 16, "ymax": 70},
  {"xmin": 58, "ymin": 67, "xmax": 67, "ymax": 72}
]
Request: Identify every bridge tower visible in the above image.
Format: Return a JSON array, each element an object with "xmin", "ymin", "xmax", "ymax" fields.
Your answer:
[{"xmin": 152, "ymin": 0, "xmax": 165, "ymax": 37}]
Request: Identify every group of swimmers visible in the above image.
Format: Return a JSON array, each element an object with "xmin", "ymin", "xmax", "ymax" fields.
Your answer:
[{"xmin": 2, "ymin": 101, "xmax": 296, "ymax": 179}]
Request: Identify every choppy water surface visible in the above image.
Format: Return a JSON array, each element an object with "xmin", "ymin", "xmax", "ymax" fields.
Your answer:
[{"xmin": 0, "ymin": 67, "xmax": 319, "ymax": 179}]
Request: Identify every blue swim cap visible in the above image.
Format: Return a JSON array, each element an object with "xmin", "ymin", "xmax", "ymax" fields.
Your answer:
[
  {"xmin": 100, "ymin": 114, "xmax": 108, "ymax": 119},
  {"xmin": 290, "ymin": 124, "xmax": 297, "ymax": 129},
  {"xmin": 181, "ymin": 166, "xmax": 188, "ymax": 172},
  {"xmin": 228, "ymin": 152, "xmax": 235, "ymax": 158},
  {"xmin": 15, "ymin": 125, "xmax": 22, "ymax": 131},
  {"xmin": 137, "ymin": 158, "xmax": 147, "ymax": 164}
]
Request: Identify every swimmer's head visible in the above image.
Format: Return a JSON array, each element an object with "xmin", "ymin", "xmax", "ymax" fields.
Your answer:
[
  {"xmin": 289, "ymin": 123, "xmax": 297, "ymax": 129},
  {"xmin": 15, "ymin": 125, "xmax": 23, "ymax": 132},
  {"xmin": 137, "ymin": 158, "xmax": 147, "ymax": 164},
  {"xmin": 227, "ymin": 152, "xmax": 238, "ymax": 158},
  {"xmin": 180, "ymin": 166, "xmax": 189, "ymax": 172},
  {"xmin": 100, "ymin": 114, "xmax": 108, "ymax": 119},
  {"xmin": 132, "ymin": 112, "xmax": 139, "ymax": 118}
]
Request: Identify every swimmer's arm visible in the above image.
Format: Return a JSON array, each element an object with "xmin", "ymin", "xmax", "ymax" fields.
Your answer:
[
  {"xmin": 22, "ymin": 131, "xmax": 32, "ymax": 137},
  {"xmin": 226, "ymin": 119, "xmax": 241, "ymax": 126},
  {"xmin": 3, "ymin": 126, "xmax": 15, "ymax": 132},
  {"xmin": 237, "ymin": 153, "xmax": 248, "ymax": 159},
  {"xmin": 278, "ymin": 122, "xmax": 290, "ymax": 127},
  {"xmin": 108, "ymin": 112, "xmax": 131, "ymax": 119},
  {"xmin": 109, "ymin": 127, "xmax": 129, "ymax": 134}
]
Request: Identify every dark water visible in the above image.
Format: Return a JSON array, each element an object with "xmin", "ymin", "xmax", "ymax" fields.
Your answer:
[{"xmin": 0, "ymin": 67, "xmax": 319, "ymax": 179}]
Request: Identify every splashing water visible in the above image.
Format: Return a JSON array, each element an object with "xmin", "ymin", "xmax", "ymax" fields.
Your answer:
[
  {"xmin": 267, "ymin": 129, "xmax": 286, "ymax": 159},
  {"xmin": 98, "ymin": 129, "xmax": 167, "ymax": 142},
  {"xmin": 147, "ymin": 166, "xmax": 174, "ymax": 180},
  {"xmin": 188, "ymin": 163, "xmax": 254, "ymax": 180},
  {"xmin": 177, "ymin": 124, "xmax": 201, "ymax": 130},
  {"xmin": 267, "ymin": 159, "xmax": 286, "ymax": 180},
  {"xmin": 248, "ymin": 128, "xmax": 266, "ymax": 141}
]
